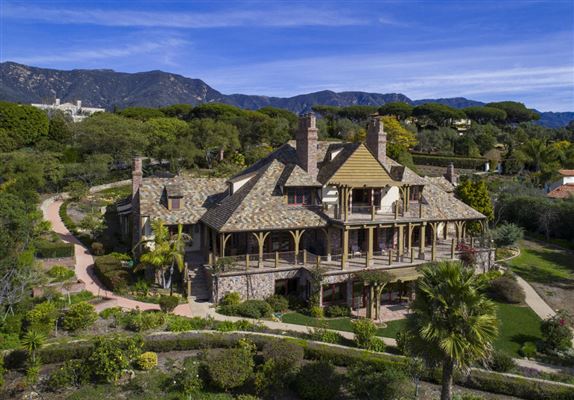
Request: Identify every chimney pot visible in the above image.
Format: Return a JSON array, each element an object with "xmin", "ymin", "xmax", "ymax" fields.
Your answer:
[
  {"xmin": 296, "ymin": 113, "xmax": 318, "ymax": 179},
  {"xmin": 445, "ymin": 162, "xmax": 458, "ymax": 185},
  {"xmin": 132, "ymin": 157, "xmax": 143, "ymax": 197},
  {"xmin": 366, "ymin": 115, "xmax": 387, "ymax": 166}
]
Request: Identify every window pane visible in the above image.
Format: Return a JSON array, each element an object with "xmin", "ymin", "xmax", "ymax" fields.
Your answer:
[{"xmin": 288, "ymin": 190, "xmax": 295, "ymax": 204}]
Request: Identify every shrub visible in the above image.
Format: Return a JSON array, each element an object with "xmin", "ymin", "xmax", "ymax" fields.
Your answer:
[
  {"xmin": 308, "ymin": 326, "xmax": 343, "ymax": 344},
  {"xmin": 220, "ymin": 292, "xmax": 241, "ymax": 307},
  {"xmin": 293, "ymin": 361, "xmax": 342, "ymax": 400},
  {"xmin": 487, "ymin": 350, "xmax": 516, "ymax": 372},
  {"xmin": 540, "ymin": 311, "xmax": 573, "ymax": 353},
  {"xmin": 125, "ymin": 310, "xmax": 166, "ymax": 332},
  {"xmin": 47, "ymin": 265, "xmax": 75, "ymax": 282},
  {"xmin": 62, "ymin": 301, "xmax": 98, "ymax": 332},
  {"xmin": 487, "ymin": 275, "xmax": 525, "ymax": 304},
  {"xmin": 47, "ymin": 359, "xmax": 89, "ymax": 390},
  {"xmin": 136, "ymin": 351, "xmax": 158, "ymax": 370},
  {"xmin": 66, "ymin": 181, "xmax": 89, "ymax": 201},
  {"xmin": 325, "ymin": 305, "xmax": 351, "ymax": 318},
  {"xmin": 261, "ymin": 339, "xmax": 304, "ymax": 370},
  {"xmin": 287, "ymin": 294, "xmax": 306, "ymax": 311},
  {"xmin": 91, "ymin": 242, "xmax": 105, "ymax": 255},
  {"xmin": 347, "ymin": 362, "xmax": 412, "ymax": 400},
  {"xmin": 133, "ymin": 279, "xmax": 149, "ymax": 296},
  {"xmin": 25, "ymin": 301, "xmax": 58, "ymax": 335},
  {"xmin": 35, "ymin": 240, "xmax": 74, "ymax": 258},
  {"xmin": 367, "ymin": 337, "xmax": 386, "ymax": 352},
  {"xmin": 204, "ymin": 347, "xmax": 254, "ymax": 390},
  {"xmin": 308, "ymin": 305, "xmax": 324, "ymax": 318},
  {"xmin": 520, "ymin": 342, "xmax": 537, "ymax": 358},
  {"xmin": 265, "ymin": 295, "xmax": 289, "ymax": 312},
  {"xmin": 352, "ymin": 319, "xmax": 377, "ymax": 349},
  {"xmin": 220, "ymin": 300, "xmax": 273, "ymax": 319},
  {"xmin": 411, "ymin": 153, "xmax": 486, "ymax": 169},
  {"xmin": 99, "ymin": 306, "xmax": 122, "ymax": 320},
  {"xmin": 87, "ymin": 335, "xmax": 143, "ymax": 383},
  {"xmin": 215, "ymin": 320, "xmax": 258, "ymax": 333},
  {"xmin": 492, "ymin": 223, "xmax": 524, "ymax": 247},
  {"xmin": 94, "ymin": 255, "xmax": 130, "ymax": 292},
  {"xmin": 172, "ymin": 356, "xmax": 203, "ymax": 396},
  {"xmin": 167, "ymin": 316, "xmax": 212, "ymax": 332},
  {"xmin": 158, "ymin": 295, "xmax": 179, "ymax": 313}
]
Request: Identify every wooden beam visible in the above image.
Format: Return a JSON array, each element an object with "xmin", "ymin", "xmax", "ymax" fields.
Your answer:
[
  {"xmin": 252, "ymin": 231, "xmax": 270, "ymax": 267},
  {"xmin": 419, "ymin": 223, "xmax": 426, "ymax": 260},
  {"xmin": 219, "ymin": 233, "xmax": 231, "ymax": 258},
  {"xmin": 289, "ymin": 229, "xmax": 306, "ymax": 262},
  {"xmin": 341, "ymin": 228, "xmax": 349, "ymax": 270},
  {"xmin": 367, "ymin": 226, "xmax": 374, "ymax": 267},
  {"xmin": 430, "ymin": 222, "xmax": 439, "ymax": 261}
]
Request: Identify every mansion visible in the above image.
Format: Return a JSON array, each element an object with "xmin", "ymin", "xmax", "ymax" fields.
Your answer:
[{"xmin": 123, "ymin": 113, "xmax": 493, "ymax": 307}]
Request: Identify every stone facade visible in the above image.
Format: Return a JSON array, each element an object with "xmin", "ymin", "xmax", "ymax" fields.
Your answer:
[{"xmin": 296, "ymin": 113, "xmax": 318, "ymax": 179}]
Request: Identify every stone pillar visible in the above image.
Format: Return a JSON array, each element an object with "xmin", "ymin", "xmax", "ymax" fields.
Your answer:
[{"xmin": 346, "ymin": 278, "xmax": 354, "ymax": 308}]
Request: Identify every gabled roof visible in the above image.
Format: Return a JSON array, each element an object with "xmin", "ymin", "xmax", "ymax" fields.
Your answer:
[
  {"xmin": 423, "ymin": 176, "xmax": 455, "ymax": 193},
  {"xmin": 317, "ymin": 143, "xmax": 397, "ymax": 187},
  {"xmin": 547, "ymin": 184, "xmax": 574, "ymax": 199},
  {"xmin": 281, "ymin": 164, "xmax": 322, "ymax": 187},
  {"xmin": 201, "ymin": 159, "xmax": 328, "ymax": 232}
]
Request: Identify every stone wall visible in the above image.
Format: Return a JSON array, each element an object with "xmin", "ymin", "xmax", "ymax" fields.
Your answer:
[
  {"xmin": 213, "ymin": 268, "xmax": 306, "ymax": 302},
  {"xmin": 38, "ymin": 256, "xmax": 76, "ymax": 270}
]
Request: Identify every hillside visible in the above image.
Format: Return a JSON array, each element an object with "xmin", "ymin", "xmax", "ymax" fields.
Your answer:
[{"xmin": 1, "ymin": 62, "xmax": 572, "ymax": 127}]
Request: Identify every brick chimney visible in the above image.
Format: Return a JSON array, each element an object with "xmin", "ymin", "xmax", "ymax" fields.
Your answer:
[
  {"xmin": 132, "ymin": 157, "xmax": 143, "ymax": 197},
  {"xmin": 366, "ymin": 115, "xmax": 387, "ymax": 166},
  {"xmin": 445, "ymin": 162, "xmax": 458, "ymax": 185},
  {"xmin": 296, "ymin": 113, "xmax": 318, "ymax": 179}
]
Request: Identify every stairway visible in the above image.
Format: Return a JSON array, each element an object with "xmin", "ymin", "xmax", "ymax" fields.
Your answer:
[{"xmin": 188, "ymin": 265, "xmax": 211, "ymax": 302}]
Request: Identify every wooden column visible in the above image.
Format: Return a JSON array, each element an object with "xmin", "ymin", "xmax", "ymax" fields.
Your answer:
[
  {"xmin": 366, "ymin": 226, "xmax": 374, "ymax": 267},
  {"xmin": 252, "ymin": 232, "xmax": 270, "ymax": 267},
  {"xmin": 211, "ymin": 229, "xmax": 218, "ymax": 258},
  {"xmin": 430, "ymin": 222, "xmax": 439, "ymax": 261},
  {"xmin": 407, "ymin": 223, "xmax": 414, "ymax": 254},
  {"xmin": 289, "ymin": 229, "xmax": 306, "ymax": 263},
  {"xmin": 219, "ymin": 233, "xmax": 231, "ymax": 258},
  {"xmin": 451, "ymin": 239, "xmax": 456, "ymax": 259},
  {"xmin": 397, "ymin": 225, "xmax": 404, "ymax": 259},
  {"xmin": 443, "ymin": 222, "xmax": 448, "ymax": 240},
  {"xmin": 419, "ymin": 223, "xmax": 426, "ymax": 259},
  {"xmin": 341, "ymin": 228, "xmax": 349, "ymax": 270}
]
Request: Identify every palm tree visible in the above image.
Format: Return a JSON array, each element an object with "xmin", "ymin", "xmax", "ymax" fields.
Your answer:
[
  {"xmin": 137, "ymin": 221, "xmax": 188, "ymax": 293},
  {"xmin": 21, "ymin": 330, "xmax": 46, "ymax": 364},
  {"xmin": 516, "ymin": 139, "xmax": 561, "ymax": 172},
  {"xmin": 404, "ymin": 262, "xmax": 498, "ymax": 400}
]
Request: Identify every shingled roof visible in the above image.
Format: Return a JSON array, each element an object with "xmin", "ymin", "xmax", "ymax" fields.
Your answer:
[
  {"xmin": 420, "ymin": 177, "xmax": 485, "ymax": 220},
  {"xmin": 139, "ymin": 177, "xmax": 227, "ymax": 225},
  {"xmin": 201, "ymin": 159, "xmax": 328, "ymax": 232}
]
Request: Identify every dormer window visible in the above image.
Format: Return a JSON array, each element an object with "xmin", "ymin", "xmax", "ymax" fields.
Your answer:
[
  {"xmin": 165, "ymin": 184, "xmax": 183, "ymax": 210},
  {"xmin": 287, "ymin": 188, "xmax": 312, "ymax": 206}
]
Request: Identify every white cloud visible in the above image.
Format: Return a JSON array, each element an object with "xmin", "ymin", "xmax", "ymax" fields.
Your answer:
[{"xmin": 3, "ymin": 4, "xmax": 367, "ymax": 28}]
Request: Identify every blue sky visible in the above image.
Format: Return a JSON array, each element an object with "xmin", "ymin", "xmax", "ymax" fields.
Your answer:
[{"xmin": 1, "ymin": 0, "xmax": 573, "ymax": 111}]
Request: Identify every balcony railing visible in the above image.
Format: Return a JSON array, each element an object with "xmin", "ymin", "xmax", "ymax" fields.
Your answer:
[{"xmin": 206, "ymin": 237, "xmax": 493, "ymax": 274}]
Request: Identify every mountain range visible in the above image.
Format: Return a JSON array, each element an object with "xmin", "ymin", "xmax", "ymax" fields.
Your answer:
[{"xmin": 1, "ymin": 62, "xmax": 572, "ymax": 128}]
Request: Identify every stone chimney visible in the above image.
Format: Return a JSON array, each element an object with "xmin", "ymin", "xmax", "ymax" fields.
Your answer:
[
  {"xmin": 445, "ymin": 162, "xmax": 458, "ymax": 185},
  {"xmin": 296, "ymin": 113, "xmax": 318, "ymax": 179},
  {"xmin": 132, "ymin": 157, "xmax": 143, "ymax": 197},
  {"xmin": 76, "ymin": 100, "xmax": 82, "ymax": 108},
  {"xmin": 366, "ymin": 115, "xmax": 387, "ymax": 166}
]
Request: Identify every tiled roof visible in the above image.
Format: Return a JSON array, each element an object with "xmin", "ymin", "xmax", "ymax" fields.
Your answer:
[
  {"xmin": 139, "ymin": 176, "xmax": 227, "ymax": 225},
  {"xmin": 547, "ymin": 184, "xmax": 574, "ymax": 199},
  {"xmin": 421, "ymin": 177, "xmax": 485, "ymax": 220},
  {"xmin": 559, "ymin": 169, "xmax": 574, "ymax": 177},
  {"xmin": 201, "ymin": 159, "xmax": 328, "ymax": 232},
  {"xmin": 424, "ymin": 176, "xmax": 455, "ymax": 193},
  {"xmin": 281, "ymin": 164, "xmax": 322, "ymax": 187}
]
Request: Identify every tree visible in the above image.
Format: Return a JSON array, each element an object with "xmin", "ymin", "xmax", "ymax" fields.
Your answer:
[
  {"xmin": 412, "ymin": 103, "xmax": 466, "ymax": 128},
  {"xmin": 188, "ymin": 118, "xmax": 240, "ymax": 164},
  {"xmin": 486, "ymin": 101, "xmax": 539, "ymax": 124},
  {"xmin": 354, "ymin": 270, "xmax": 391, "ymax": 320},
  {"xmin": 381, "ymin": 116, "xmax": 417, "ymax": 159},
  {"xmin": 404, "ymin": 262, "xmax": 498, "ymax": 400},
  {"xmin": 378, "ymin": 102, "xmax": 414, "ymax": 120},
  {"xmin": 143, "ymin": 117, "xmax": 188, "ymax": 154},
  {"xmin": 21, "ymin": 330, "xmax": 46, "ymax": 364},
  {"xmin": 62, "ymin": 301, "xmax": 98, "ymax": 331},
  {"xmin": 337, "ymin": 105, "xmax": 378, "ymax": 123},
  {"xmin": 516, "ymin": 139, "xmax": 561, "ymax": 173},
  {"xmin": 47, "ymin": 110, "xmax": 73, "ymax": 143},
  {"xmin": 118, "ymin": 107, "xmax": 165, "ymax": 121},
  {"xmin": 455, "ymin": 178, "xmax": 494, "ymax": 221},
  {"xmin": 79, "ymin": 209, "xmax": 107, "ymax": 238},
  {"xmin": 160, "ymin": 104, "xmax": 193, "ymax": 120},
  {"xmin": 463, "ymin": 106, "xmax": 507, "ymax": 124},
  {"xmin": 0, "ymin": 101, "xmax": 49, "ymax": 151}
]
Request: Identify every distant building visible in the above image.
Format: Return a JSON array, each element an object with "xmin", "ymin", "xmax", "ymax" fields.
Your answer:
[
  {"xmin": 31, "ymin": 99, "xmax": 104, "ymax": 122},
  {"xmin": 546, "ymin": 170, "xmax": 574, "ymax": 199}
]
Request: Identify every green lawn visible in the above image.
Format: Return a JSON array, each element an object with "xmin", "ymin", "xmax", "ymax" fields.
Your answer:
[
  {"xmin": 282, "ymin": 302, "xmax": 540, "ymax": 357},
  {"xmin": 281, "ymin": 312, "xmax": 406, "ymax": 338},
  {"xmin": 507, "ymin": 240, "xmax": 574, "ymax": 284}
]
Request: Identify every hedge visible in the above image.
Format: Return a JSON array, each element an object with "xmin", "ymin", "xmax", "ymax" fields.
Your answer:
[
  {"xmin": 411, "ymin": 153, "xmax": 487, "ymax": 169},
  {"xmin": 4, "ymin": 332, "xmax": 573, "ymax": 399},
  {"xmin": 94, "ymin": 255, "xmax": 130, "ymax": 292},
  {"xmin": 35, "ymin": 240, "xmax": 74, "ymax": 259}
]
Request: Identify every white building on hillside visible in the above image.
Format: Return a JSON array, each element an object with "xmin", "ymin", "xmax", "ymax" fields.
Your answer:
[{"xmin": 31, "ymin": 99, "xmax": 105, "ymax": 122}]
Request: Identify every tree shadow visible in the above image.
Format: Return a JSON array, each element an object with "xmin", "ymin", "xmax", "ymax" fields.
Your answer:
[
  {"xmin": 511, "ymin": 333, "xmax": 540, "ymax": 347},
  {"xmin": 512, "ymin": 247, "xmax": 574, "ymax": 287}
]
